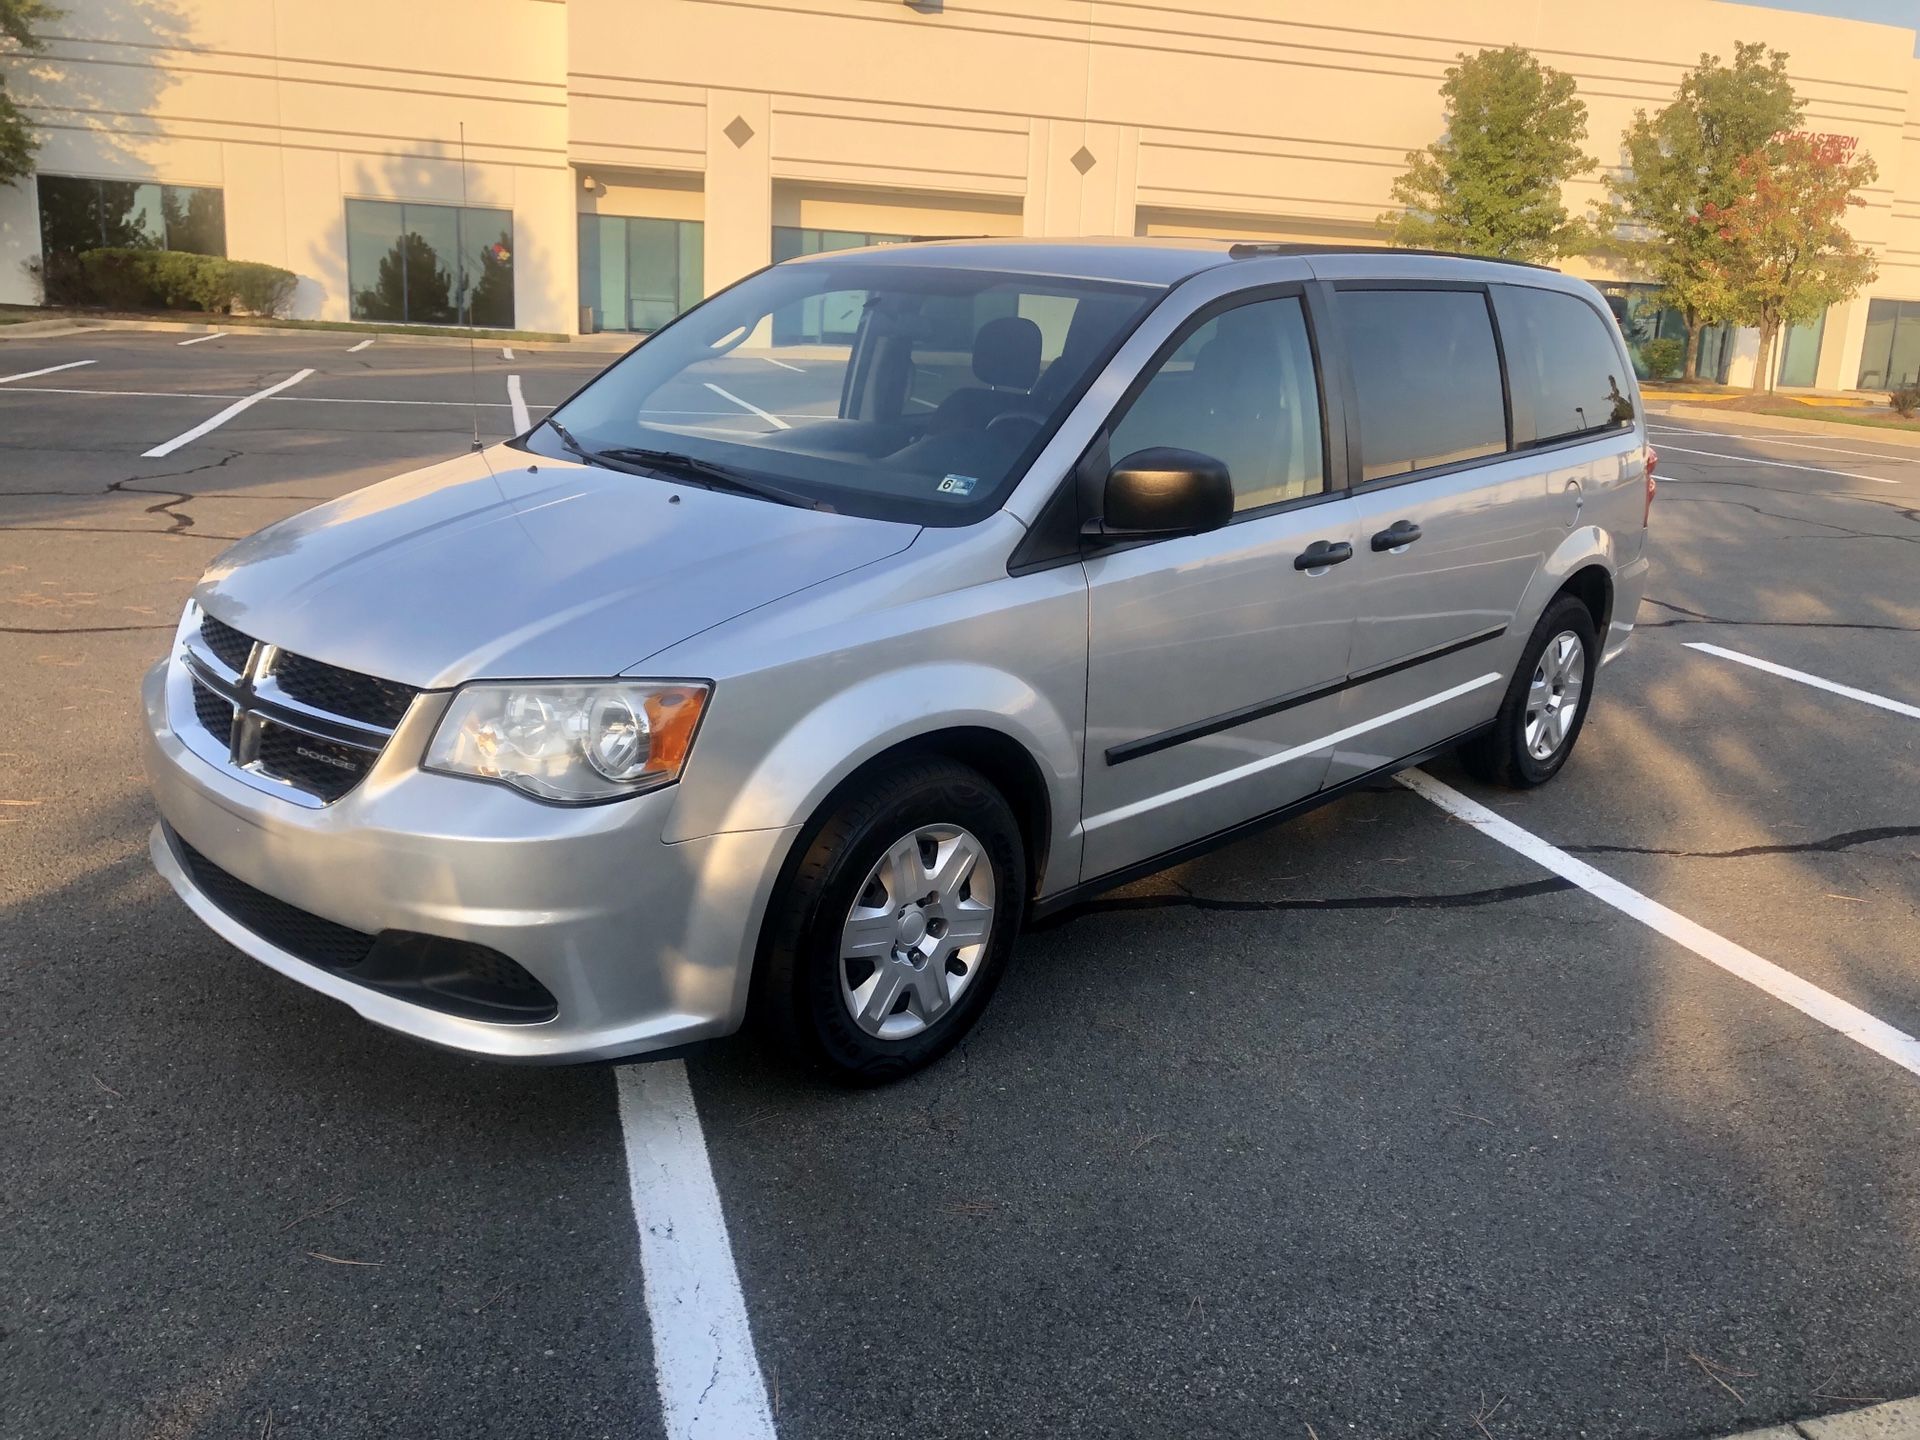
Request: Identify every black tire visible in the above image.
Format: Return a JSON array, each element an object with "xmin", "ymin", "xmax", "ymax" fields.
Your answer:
[
  {"xmin": 1459, "ymin": 595, "xmax": 1599, "ymax": 788},
  {"xmin": 754, "ymin": 757, "xmax": 1026, "ymax": 1084}
]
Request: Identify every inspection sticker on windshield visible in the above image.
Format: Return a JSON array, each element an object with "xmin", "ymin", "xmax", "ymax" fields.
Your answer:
[{"xmin": 936, "ymin": 474, "xmax": 979, "ymax": 497}]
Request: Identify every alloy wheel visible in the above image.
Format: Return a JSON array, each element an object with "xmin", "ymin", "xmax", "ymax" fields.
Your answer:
[{"xmin": 1524, "ymin": 630, "xmax": 1587, "ymax": 761}]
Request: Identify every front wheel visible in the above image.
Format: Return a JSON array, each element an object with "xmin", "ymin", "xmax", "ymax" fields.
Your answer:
[
  {"xmin": 1459, "ymin": 595, "xmax": 1598, "ymax": 788},
  {"xmin": 755, "ymin": 757, "xmax": 1026, "ymax": 1084}
]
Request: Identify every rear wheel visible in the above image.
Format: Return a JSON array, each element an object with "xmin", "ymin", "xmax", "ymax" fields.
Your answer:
[
  {"xmin": 1459, "ymin": 595, "xmax": 1598, "ymax": 788},
  {"xmin": 756, "ymin": 757, "xmax": 1025, "ymax": 1083}
]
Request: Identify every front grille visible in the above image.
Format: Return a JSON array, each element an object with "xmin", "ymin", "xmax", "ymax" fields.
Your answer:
[
  {"xmin": 190, "ymin": 676, "xmax": 234, "ymax": 742},
  {"xmin": 187, "ymin": 609, "xmax": 420, "ymax": 805},
  {"xmin": 255, "ymin": 722, "xmax": 372, "ymax": 803},
  {"xmin": 168, "ymin": 826, "xmax": 558, "ymax": 1024},
  {"xmin": 273, "ymin": 651, "xmax": 416, "ymax": 731},
  {"xmin": 174, "ymin": 831, "xmax": 375, "ymax": 970},
  {"xmin": 199, "ymin": 613, "xmax": 255, "ymax": 672}
]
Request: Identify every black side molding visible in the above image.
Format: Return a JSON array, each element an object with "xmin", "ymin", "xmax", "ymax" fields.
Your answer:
[
  {"xmin": 1034, "ymin": 721, "xmax": 1496, "ymax": 923},
  {"xmin": 1104, "ymin": 624, "xmax": 1507, "ymax": 767}
]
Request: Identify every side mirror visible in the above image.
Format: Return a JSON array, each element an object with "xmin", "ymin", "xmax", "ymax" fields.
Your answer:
[{"xmin": 1091, "ymin": 447, "xmax": 1234, "ymax": 540}]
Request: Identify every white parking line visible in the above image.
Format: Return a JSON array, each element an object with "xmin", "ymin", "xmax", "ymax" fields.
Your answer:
[
  {"xmin": 703, "ymin": 382, "xmax": 791, "ymax": 430},
  {"xmin": 761, "ymin": 355, "xmax": 804, "ymax": 373},
  {"xmin": 0, "ymin": 359, "xmax": 95, "ymax": 384},
  {"xmin": 1400, "ymin": 769, "xmax": 1920, "ymax": 1080},
  {"xmin": 347, "ymin": 338, "xmax": 374, "ymax": 353},
  {"xmin": 140, "ymin": 368, "xmax": 314, "ymax": 457},
  {"xmin": 1648, "ymin": 424, "xmax": 1918, "ymax": 465},
  {"xmin": 502, "ymin": 346, "xmax": 514, "ymax": 360},
  {"xmin": 616, "ymin": 1061, "xmax": 776, "ymax": 1440},
  {"xmin": 0, "ymin": 384, "xmax": 534, "ymax": 409},
  {"xmin": 1652, "ymin": 442, "xmax": 1897, "ymax": 485},
  {"xmin": 1685, "ymin": 642, "xmax": 1920, "ymax": 719},
  {"xmin": 507, "ymin": 374, "xmax": 530, "ymax": 432},
  {"xmin": 176, "ymin": 332, "xmax": 224, "ymax": 347}
]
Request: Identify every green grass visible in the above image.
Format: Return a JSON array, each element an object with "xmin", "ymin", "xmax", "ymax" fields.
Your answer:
[
  {"xmin": 0, "ymin": 304, "xmax": 568, "ymax": 344},
  {"xmin": 1739, "ymin": 403, "xmax": 1920, "ymax": 432}
]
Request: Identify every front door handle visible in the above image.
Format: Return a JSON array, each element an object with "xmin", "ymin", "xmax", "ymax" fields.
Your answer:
[
  {"xmin": 1370, "ymin": 519, "xmax": 1423, "ymax": 552},
  {"xmin": 1293, "ymin": 539, "xmax": 1354, "ymax": 572}
]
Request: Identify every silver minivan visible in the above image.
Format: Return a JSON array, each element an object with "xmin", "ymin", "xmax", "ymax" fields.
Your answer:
[{"xmin": 142, "ymin": 240, "xmax": 1652, "ymax": 1081}]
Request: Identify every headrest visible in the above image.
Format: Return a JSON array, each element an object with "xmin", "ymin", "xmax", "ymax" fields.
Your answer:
[{"xmin": 972, "ymin": 316, "xmax": 1042, "ymax": 390}]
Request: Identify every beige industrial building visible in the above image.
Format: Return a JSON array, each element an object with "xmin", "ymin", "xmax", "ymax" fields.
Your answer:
[{"xmin": 3, "ymin": 0, "xmax": 1917, "ymax": 391}]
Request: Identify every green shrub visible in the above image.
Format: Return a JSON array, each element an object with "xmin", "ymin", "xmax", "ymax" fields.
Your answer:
[
  {"xmin": 1890, "ymin": 386, "xmax": 1920, "ymax": 420},
  {"xmin": 38, "ymin": 248, "xmax": 297, "ymax": 317},
  {"xmin": 222, "ymin": 260, "xmax": 298, "ymax": 317},
  {"xmin": 1641, "ymin": 337, "xmax": 1684, "ymax": 381}
]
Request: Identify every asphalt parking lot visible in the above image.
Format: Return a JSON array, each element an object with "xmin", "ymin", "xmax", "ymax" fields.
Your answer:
[{"xmin": 3, "ymin": 328, "xmax": 1918, "ymax": 1440}]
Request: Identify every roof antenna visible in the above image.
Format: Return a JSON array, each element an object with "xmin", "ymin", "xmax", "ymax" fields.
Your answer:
[{"xmin": 458, "ymin": 120, "xmax": 484, "ymax": 457}]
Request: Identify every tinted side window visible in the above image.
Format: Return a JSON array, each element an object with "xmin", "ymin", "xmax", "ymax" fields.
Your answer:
[
  {"xmin": 1494, "ymin": 285, "xmax": 1636, "ymax": 444},
  {"xmin": 1335, "ymin": 289, "xmax": 1506, "ymax": 482},
  {"xmin": 1109, "ymin": 296, "xmax": 1326, "ymax": 512}
]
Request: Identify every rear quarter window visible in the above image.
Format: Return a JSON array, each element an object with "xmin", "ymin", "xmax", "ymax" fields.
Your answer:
[
  {"xmin": 1493, "ymin": 285, "xmax": 1636, "ymax": 446},
  {"xmin": 1333, "ymin": 288, "xmax": 1508, "ymax": 482}
]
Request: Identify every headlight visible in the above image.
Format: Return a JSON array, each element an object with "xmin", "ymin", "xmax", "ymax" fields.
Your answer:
[{"xmin": 425, "ymin": 681, "xmax": 710, "ymax": 803}]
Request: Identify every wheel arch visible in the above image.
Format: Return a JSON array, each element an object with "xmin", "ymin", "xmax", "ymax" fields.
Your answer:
[
  {"xmin": 1517, "ymin": 526, "xmax": 1616, "ymax": 643},
  {"xmin": 1557, "ymin": 562, "xmax": 1614, "ymax": 637}
]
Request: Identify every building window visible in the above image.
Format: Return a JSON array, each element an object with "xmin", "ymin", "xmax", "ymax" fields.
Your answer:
[
  {"xmin": 578, "ymin": 215, "xmax": 702, "ymax": 333},
  {"xmin": 37, "ymin": 175, "xmax": 226, "ymax": 257},
  {"xmin": 345, "ymin": 199, "xmax": 514, "ymax": 328},
  {"xmin": 771, "ymin": 226, "xmax": 909, "ymax": 263},
  {"xmin": 1775, "ymin": 309, "xmax": 1826, "ymax": 389},
  {"xmin": 1596, "ymin": 282, "xmax": 1734, "ymax": 383},
  {"xmin": 768, "ymin": 228, "xmax": 909, "ymax": 345},
  {"xmin": 1857, "ymin": 299, "xmax": 1920, "ymax": 391}
]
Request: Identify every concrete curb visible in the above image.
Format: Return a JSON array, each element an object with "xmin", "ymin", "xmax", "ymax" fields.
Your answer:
[
  {"xmin": 0, "ymin": 315, "xmax": 578, "ymax": 350},
  {"xmin": 1650, "ymin": 402, "xmax": 1920, "ymax": 450},
  {"xmin": 1726, "ymin": 1396, "xmax": 1920, "ymax": 1438}
]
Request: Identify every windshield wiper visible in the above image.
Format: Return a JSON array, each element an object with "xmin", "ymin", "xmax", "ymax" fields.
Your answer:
[
  {"xmin": 594, "ymin": 446, "xmax": 834, "ymax": 512},
  {"xmin": 544, "ymin": 416, "xmax": 604, "ymax": 467},
  {"xmin": 544, "ymin": 420, "xmax": 831, "ymax": 512}
]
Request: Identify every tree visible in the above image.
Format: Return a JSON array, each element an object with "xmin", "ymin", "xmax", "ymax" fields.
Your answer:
[
  {"xmin": 1603, "ymin": 42, "xmax": 1801, "ymax": 380},
  {"xmin": 1702, "ymin": 134, "xmax": 1877, "ymax": 392},
  {"xmin": 353, "ymin": 231, "xmax": 452, "ymax": 324},
  {"xmin": 1, "ymin": 1, "xmax": 60, "ymax": 187},
  {"xmin": 1382, "ymin": 45, "xmax": 1596, "ymax": 262}
]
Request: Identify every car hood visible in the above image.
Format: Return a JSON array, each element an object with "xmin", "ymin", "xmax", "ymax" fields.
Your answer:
[{"xmin": 194, "ymin": 448, "xmax": 920, "ymax": 688}]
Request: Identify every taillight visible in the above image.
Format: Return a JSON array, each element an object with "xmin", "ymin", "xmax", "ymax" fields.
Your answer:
[{"xmin": 1644, "ymin": 445, "xmax": 1657, "ymax": 526}]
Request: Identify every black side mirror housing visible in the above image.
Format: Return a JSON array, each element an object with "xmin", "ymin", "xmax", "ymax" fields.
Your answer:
[{"xmin": 1090, "ymin": 447, "xmax": 1234, "ymax": 540}]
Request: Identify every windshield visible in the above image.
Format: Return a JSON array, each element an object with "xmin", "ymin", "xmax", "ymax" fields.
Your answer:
[{"xmin": 534, "ymin": 259, "xmax": 1161, "ymax": 524}]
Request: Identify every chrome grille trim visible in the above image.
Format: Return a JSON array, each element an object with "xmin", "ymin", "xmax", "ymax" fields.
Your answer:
[{"xmin": 172, "ymin": 608, "xmax": 420, "ymax": 806}]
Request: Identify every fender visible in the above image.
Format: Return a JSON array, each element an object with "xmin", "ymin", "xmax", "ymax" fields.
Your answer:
[
  {"xmin": 1513, "ymin": 523, "xmax": 1616, "ymax": 638},
  {"xmin": 662, "ymin": 660, "xmax": 1083, "ymax": 888}
]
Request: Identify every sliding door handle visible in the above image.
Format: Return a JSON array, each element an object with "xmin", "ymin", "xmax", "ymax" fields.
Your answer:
[
  {"xmin": 1370, "ymin": 520, "xmax": 1423, "ymax": 552},
  {"xmin": 1293, "ymin": 539, "xmax": 1354, "ymax": 572}
]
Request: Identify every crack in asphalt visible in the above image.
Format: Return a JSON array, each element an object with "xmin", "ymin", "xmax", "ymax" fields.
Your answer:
[
  {"xmin": 1037, "ymin": 876, "xmax": 1576, "ymax": 926},
  {"xmin": 1566, "ymin": 824, "xmax": 1920, "ymax": 860},
  {"xmin": 0, "ymin": 621, "xmax": 173, "ymax": 635},
  {"xmin": 1658, "ymin": 493, "xmax": 1920, "ymax": 544},
  {"xmin": 105, "ymin": 450, "xmax": 243, "ymax": 535},
  {"xmin": 0, "ymin": 525, "xmax": 238, "ymax": 539},
  {"xmin": 2, "ymin": 451, "xmax": 252, "ymax": 542},
  {"xmin": 1041, "ymin": 820, "xmax": 1916, "ymax": 929},
  {"xmin": 1638, "ymin": 597, "xmax": 1919, "ymax": 633}
]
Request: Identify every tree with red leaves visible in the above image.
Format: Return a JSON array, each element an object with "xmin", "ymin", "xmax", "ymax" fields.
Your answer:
[{"xmin": 1701, "ymin": 133, "xmax": 1878, "ymax": 392}]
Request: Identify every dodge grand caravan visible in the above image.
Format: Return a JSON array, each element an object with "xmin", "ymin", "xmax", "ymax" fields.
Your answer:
[{"xmin": 142, "ymin": 240, "xmax": 1652, "ymax": 1081}]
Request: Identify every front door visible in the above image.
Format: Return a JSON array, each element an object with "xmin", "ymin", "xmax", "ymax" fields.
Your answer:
[{"xmin": 1080, "ymin": 289, "xmax": 1359, "ymax": 881}]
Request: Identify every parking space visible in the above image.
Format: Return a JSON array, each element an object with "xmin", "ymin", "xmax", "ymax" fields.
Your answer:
[{"xmin": 4, "ymin": 331, "xmax": 1919, "ymax": 1439}]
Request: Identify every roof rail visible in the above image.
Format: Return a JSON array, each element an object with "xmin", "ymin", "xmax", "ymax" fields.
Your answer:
[{"xmin": 1226, "ymin": 242, "xmax": 1558, "ymax": 272}]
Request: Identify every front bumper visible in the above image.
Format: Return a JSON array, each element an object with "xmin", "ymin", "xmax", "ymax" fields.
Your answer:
[{"xmin": 141, "ymin": 659, "xmax": 796, "ymax": 1061}]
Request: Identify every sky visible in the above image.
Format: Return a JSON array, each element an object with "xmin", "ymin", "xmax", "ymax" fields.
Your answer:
[{"xmin": 1746, "ymin": 0, "xmax": 1920, "ymax": 50}]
